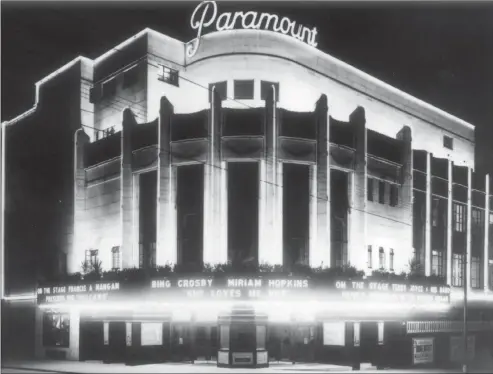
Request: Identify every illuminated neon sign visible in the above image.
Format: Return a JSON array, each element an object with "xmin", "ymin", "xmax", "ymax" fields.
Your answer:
[{"xmin": 187, "ymin": 0, "xmax": 319, "ymax": 57}]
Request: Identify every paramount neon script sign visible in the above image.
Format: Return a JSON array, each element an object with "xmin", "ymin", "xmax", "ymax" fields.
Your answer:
[{"xmin": 187, "ymin": 0, "xmax": 319, "ymax": 57}]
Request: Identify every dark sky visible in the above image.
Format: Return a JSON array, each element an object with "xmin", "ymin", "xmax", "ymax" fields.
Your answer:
[{"xmin": 2, "ymin": 1, "xmax": 493, "ymax": 174}]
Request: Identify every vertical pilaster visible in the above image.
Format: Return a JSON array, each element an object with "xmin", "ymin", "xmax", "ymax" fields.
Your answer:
[
  {"xmin": 447, "ymin": 160, "xmax": 453, "ymax": 286},
  {"xmin": 203, "ymin": 90, "xmax": 224, "ymax": 265},
  {"xmin": 68, "ymin": 309, "xmax": 80, "ymax": 361},
  {"xmin": 121, "ymin": 109, "xmax": 137, "ymax": 268},
  {"xmin": 312, "ymin": 95, "xmax": 330, "ymax": 268},
  {"xmin": 70, "ymin": 128, "xmax": 90, "ymax": 273},
  {"xmin": 156, "ymin": 97, "xmax": 177, "ymax": 266},
  {"xmin": 485, "ymin": 174, "xmax": 490, "ymax": 291},
  {"xmin": 309, "ymin": 164, "xmax": 318, "ymax": 266},
  {"xmin": 466, "ymin": 167, "xmax": 472, "ymax": 291},
  {"xmin": 425, "ymin": 153, "xmax": 432, "ymax": 276},
  {"xmin": 0, "ymin": 122, "xmax": 4, "ymax": 298},
  {"xmin": 259, "ymin": 86, "xmax": 282, "ymax": 265},
  {"xmin": 397, "ymin": 126, "xmax": 413, "ymax": 271},
  {"xmin": 34, "ymin": 307, "xmax": 45, "ymax": 359},
  {"xmin": 348, "ymin": 107, "xmax": 366, "ymax": 270}
]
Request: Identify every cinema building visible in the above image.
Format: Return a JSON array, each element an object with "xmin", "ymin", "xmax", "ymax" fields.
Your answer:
[{"xmin": 2, "ymin": 18, "xmax": 493, "ymax": 369}]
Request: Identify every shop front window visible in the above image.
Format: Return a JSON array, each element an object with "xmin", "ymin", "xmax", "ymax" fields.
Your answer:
[
  {"xmin": 231, "ymin": 324, "xmax": 255, "ymax": 351},
  {"xmin": 219, "ymin": 325, "xmax": 230, "ymax": 349},
  {"xmin": 43, "ymin": 312, "xmax": 70, "ymax": 347},
  {"xmin": 256, "ymin": 325, "xmax": 266, "ymax": 350}
]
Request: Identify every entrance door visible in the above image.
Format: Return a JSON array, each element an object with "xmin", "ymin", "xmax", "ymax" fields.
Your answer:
[
  {"xmin": 268, "ymin": 324, "xmax": 291, "ymax": 362},
  {"xmin": 170, "ymin": 323, "xmax": 192, "ymax": 362},
  {"xmin": 291, "ymin": 325, "xmax": 316, "ymax": 363},
  {"xmin": 194, "ymin": 325, "xmax": 218, "ymax": 361},
  {"xmin": 107, "ymin": 322, "xmax": 127, "ymax": 363},
  {"xmin": 79, "ymin": 320, "xmax": 104, "ymax": 361}
]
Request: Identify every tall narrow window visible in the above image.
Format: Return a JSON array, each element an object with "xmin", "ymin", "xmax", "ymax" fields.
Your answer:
[
  {"xmin": 378, "ymin": 181, "xmax": 386, "ymax": 204},
  {"xmin": 139, "ymin": 171, "xmax": 157, "ymax": 270},
  {"xmin": 452, "ymin": 253, "xmax": 464, "ymax": 287},
  {"xmin": 389, "ymin": 184, "xmax": 399, "ymax": 207},
  {"xmin": 111, "ymin": 246, "xmax": 121, "ymax": 270},
  {"xmin": 432, "ymin": 198, "xmax": 440, "ymax": 227},
  {"xmin": 453, "ymin": 203, "xmax": 465, "ymax": 232},
  {"xmin": 367, "ymin": 245, "xmax": 373, "ymax": 268},
  {"xmin": 389, "ymin": 249, "xmax": 394, "ymax": 271},
  {"xmin": 367, "ymin": 178, "xmax": 374, "ymax": 202},
  {"xmin": 379, "ymin": 247, "xmax": 385, "ymax": 270},
  {"xmin": 432, "ymin": 250, "xmax": 443, "ymax": 277},
  {"xmin": 471, "ymin": 257, "xmax": 481, "ymax": 289}
]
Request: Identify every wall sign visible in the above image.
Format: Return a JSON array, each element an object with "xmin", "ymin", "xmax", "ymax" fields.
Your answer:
[
  {"xmin": 187, "ymin": 1, "xmax": 319, "ymax": 57},
  {"xmin": 37, "ymin": 282, "xmax": 120, "ymax": 304},
  {"xmin": 412, "ymin": 337, "xmax": 434, "ymax": 365}
]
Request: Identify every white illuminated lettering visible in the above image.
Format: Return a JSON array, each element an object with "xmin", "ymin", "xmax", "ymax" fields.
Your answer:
[
  {"xmin": 187, "ymin": 1, "xmax": 319, "ymax": 57},
  {"xmin": 335, "ymin": 281, "xmax": 347, "ymax": 289}
]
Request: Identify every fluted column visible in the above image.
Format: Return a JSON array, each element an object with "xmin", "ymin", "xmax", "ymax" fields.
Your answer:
[
  {"xmin": 312, "ymin": 95, "xmax": 330, "ymax": 268},
  {"xmin": 348, "ymin": 107, "xmax": 367, "ymax": 270},
  {"xmin": 70, "ymin": 128, "xmax": 90, "ymax": 273},
  {"xmin": 203, "ymin": 90, "xmax": 225, "ymax": 265},
  {"xmin": 156, "ymin": 97, "xmax": 177, "ymax": 266},
  {"xmin": 484, "ymin": 174, "xmax": 490, "ymax": 291},
  {"xmin": 447, "ymin": 160, "xmax": 453, "ymax": 285},
  {"xmin": 121, "ymin": 109, "xmax": 138, "ymax": 268},
  {"xmin": 259, "ymin": 86, "xmax": 282, "ymax": 265},
  {"xmin": 466, "ymin": 167, "xmax": 472, "ymax": 291},
  {"xmin": 425, "ymin": 153, "xmax": 432, "ymax": 276}
]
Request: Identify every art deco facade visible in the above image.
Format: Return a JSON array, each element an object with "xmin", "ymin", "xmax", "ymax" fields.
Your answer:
[{"xmin": 2, "ymin": 27, "xmax": 493, "ymax": 367}]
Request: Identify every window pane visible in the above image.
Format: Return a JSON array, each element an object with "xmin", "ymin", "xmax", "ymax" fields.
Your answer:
[
  {"xmin": 256, "ymin": 325, "xmax": 266, "ymax": 350},
  {"xmin": 234, "ymin": 80, "xmax": 254, "ymax": 100}
]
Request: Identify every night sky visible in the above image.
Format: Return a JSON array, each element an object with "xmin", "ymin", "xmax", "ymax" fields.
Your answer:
[{"xmin": 2, "ymin": 1, "xmax": 493, "ymax": 174}]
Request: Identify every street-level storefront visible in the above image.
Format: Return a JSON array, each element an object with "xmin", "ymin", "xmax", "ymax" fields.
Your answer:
[{"xmin": 33, "ymin": 273, "xmax": 486, "ymax": 369}]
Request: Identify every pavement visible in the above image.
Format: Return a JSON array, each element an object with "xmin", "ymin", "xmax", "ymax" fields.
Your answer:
[
  {"xmin": 1, "ymin": 359, "xmax": 491, "ymax": 373},
  {"xmin": 2, "ymin": 360, "xmax": 365, "ymax": 374}
]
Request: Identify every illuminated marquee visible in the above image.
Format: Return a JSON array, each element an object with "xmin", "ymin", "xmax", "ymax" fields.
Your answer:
[
  {"xmin": 187, "ymin": 0, "xmax": 319, "ymax": 57},
  {"xmin": 36, "ymin": 276, "xmax": 450, "ymax": 305}
]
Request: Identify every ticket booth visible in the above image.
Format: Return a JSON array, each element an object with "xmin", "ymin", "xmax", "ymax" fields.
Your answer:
[{"xmin": 217, "ymin": 306, "xmax": 269, "ymax": 368}]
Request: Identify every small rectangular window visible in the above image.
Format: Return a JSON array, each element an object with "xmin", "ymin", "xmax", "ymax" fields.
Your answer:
[
  {"xmin": 261, "ymin": 80, "xmax": 280, "ymax": 102},
  {"xmin": 234, "ymin": 80, "xmax": 254, "ymax": 100},
  {"xmin": 443, "ymin": 135, "xmax": 454, "ymax": 150},
  {"xmin": 378, "ymin": 181, "xmax": 386, "ymax": 204},
  {"xmin": 390, "ymin": 184, "xmax": 399, "ymax": 207},
  {"xmin": 379, "ymin": 247, "xmax": 385, "ymax": 269},
  {"xmin": 158, "ymin": 65, "xmax": 179, "ymax": 87},
  {"xmin": 367, "ymin": 178, "xmax": 374, "ymax": 202},
  {"xmin": 209, "ymin": 81, "xmax": 227, "ymax": 102},
  {"xmin": 490, "ymin": 213, "xmax": 493, "ymax": 225},
  {"xmin": 367, "ymin": 245, "xmax": 372, "ymax": 268}
]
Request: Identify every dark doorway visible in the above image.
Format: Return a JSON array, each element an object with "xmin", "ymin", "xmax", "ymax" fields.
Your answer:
[
  {"xmin": 227, "ymin": 162, "xmax": 259, "ymax": 267},
  {"xmin": 170, "ymin": 323, "xmax": 193, "ymax": 362},
  {"xmin": 79, "ymin": 320, "xmax": 104, "ymax": 361},
  {"xmin": 139, "ymin": 171, "xmax": 157, "ymax": 269},
  {"xmin": 176, "ymin": 164, "xmax": 204, "ymax": 267},
  {"xmin": 283, "ymin": 163, "xmax": 310, "ymax": 268},
  {"xmin": 107, "ymin": 322, "xmax": 126, "ymax": 363}
]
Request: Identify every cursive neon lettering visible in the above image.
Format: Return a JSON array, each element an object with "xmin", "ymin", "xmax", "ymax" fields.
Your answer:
[{"xmin": 188, "ymin": 1, "xmax": 318, "ymax": 57}]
